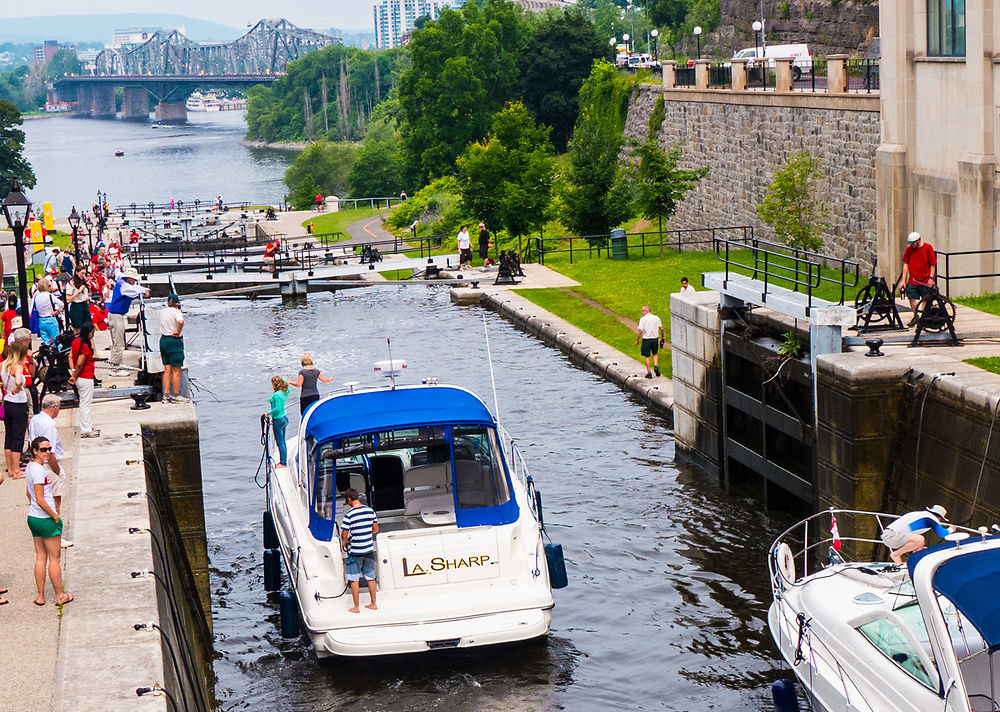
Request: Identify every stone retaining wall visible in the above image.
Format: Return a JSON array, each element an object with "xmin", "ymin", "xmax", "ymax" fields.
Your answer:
[{"xmin": 625, "ymin": 84, "xmax": 880, "ymax": 270}]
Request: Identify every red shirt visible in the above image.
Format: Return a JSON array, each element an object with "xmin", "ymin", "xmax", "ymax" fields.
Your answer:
[
  {"xmin": 903, "ymin": 242, "xmax": 937, "ymax": 285},
  {"xmin": 1, "ymin": 309, "xmax": 16, "ymax": 340},
  {"xmin": 71, "ymin": 338, "xmax": 95, "ymax": 379}
]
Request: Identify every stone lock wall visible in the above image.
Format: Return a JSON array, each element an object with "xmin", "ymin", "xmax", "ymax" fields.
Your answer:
[{"xmin": 625, "ymin": 84, "xmax": 880, "ymax": 270}]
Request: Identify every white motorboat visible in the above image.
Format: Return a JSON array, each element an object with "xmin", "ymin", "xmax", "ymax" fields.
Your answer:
[
  {"xmin": 768, "ymin": 509, "xmax": 1000, "ymax": 712},
  {"xmin": 263, "ymin": 377, "xmax": 562, "ymax": 657}
]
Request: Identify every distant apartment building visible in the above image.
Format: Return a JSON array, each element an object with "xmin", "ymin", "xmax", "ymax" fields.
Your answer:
[
  {"xmin": 509, "ymin": 0, "xmax": 574, "ymax": 12},
  {"xmin": 111, "ymin": 28, "xmax": 158, "ymax": 48},
  {"xmin": 33, "ymin": 40, "xmax": 75, "ymax": 64},
  {"xmin": 373, "ymin": 0, "xmax": 451, "ymax": 49}
]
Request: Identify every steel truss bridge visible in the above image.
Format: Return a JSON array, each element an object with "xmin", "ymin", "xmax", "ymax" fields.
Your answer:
[
  {"xmin": 53, "ymin": 19, "xmax": 336, "ymax": 110},
  {"xmin": 95, "ymin": 18, "xmax": 335, "ymax": 75}
]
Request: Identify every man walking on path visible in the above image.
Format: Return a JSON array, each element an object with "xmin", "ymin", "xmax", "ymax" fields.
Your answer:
[
  {"xmin": 159, "ymin": 294, "xmax": 188, "ymax": 403},
  {"xmin": 27, "ymin": 395, "xmax": 71, "ymax": 547},
  {"xmin": 457, "ymin": 226, "xmax": 472, "ymax": 269},
  {"xmin": 106, "ymin": 268, "xmax": 148, "ymax": 368},
  {"xmin": 896, "ymin": 231, "xmax": 937, "ymax": 327},
  {"xmin": 341, "ymin": 488, "xmax": 379, "ymax": 614},
  {"xmin": 635, "ymin": 305, "xmax": 665, "ymax": 378}
]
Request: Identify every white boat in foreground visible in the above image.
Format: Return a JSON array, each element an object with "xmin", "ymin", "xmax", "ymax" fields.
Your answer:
[
  {"xmin": 768, "ymin": 509, "xmax": 1000, "ymax": 712},
  {"xmin": 263, "ymin": 379, "xmax": 562, "ymax": 657}
]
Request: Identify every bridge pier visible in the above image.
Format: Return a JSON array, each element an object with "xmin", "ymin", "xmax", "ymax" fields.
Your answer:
[
  {"xmin": 74, "ymin": 85, "xmax": 93, "ymax": 116},
  {"xmin": 121, "ymin": 87, "xmax": 149, "ymax": 120},
  {"xmin": 92, "ymin": 86, "xmax": 116, "ymax": 118},
  {"xmin": 155, "ymin": 101, "xmax": 187, "ymax": 124}
]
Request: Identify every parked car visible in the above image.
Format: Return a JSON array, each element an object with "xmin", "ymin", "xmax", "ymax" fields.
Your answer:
[{"xmin": 730, "ymin": 43, "xmax": 812, "ymax": 81}]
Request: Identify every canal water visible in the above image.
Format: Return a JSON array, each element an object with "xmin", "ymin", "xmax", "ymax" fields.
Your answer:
[
  {"xmin": 21, "ymin": 113, "xmax": 793, "ymax": 710},
  {"xmin": 20, "ymin": 111, "xmax": 290, "ymax": 216},
  {"xmin": 181, "ymin": 286, "xmax": 793, "ymax": 711}
]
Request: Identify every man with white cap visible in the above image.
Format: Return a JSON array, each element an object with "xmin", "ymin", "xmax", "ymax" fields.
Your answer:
[
  {"xmin": 880, "ymin": 505, "xmax": 955, "ymax": 564},
  {"xmin": 106, "ymin": 267, "xmax": 149, "ymax": 368},
  {"xmin": 895, "ymin": 231, "xmax": 937, "ymax": 327}
]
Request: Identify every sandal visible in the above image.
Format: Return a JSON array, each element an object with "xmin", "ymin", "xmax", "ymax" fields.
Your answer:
[
  {"xmin": 33, "ymin": 599, "xmax": 45, "ymax": 606},
  {"xmin": 56, "ymin": 593, "xmax": 74, "ymax": 605},
  {"xmin": 0, "ymin": 598, "xmax": 7, "ymax": 606}
]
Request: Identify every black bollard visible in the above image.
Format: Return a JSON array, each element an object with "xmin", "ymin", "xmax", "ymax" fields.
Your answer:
[{"xmin": 263, "ymin": 548, "xmax": 282, "ymax": 592}]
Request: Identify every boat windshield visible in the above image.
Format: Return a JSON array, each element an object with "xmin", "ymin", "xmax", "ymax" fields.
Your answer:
[{"xmin": 857, "ymin": 600, "xmax": 936, "ymax": 689}]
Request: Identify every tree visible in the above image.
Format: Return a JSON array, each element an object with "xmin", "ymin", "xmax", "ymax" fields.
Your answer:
[
  {"xmin": 46, "ymin": 49, "xmax": 81, "ymax": 78},
  {"xmin": 0, "ymin": 99, "xmax": 36, "ymax": 197},
  {"xmin": 457, "ymin": 101, "xmax": 556, "ymax": 242},
  {"xmin": 348, "ymin": 116, "xmax": 403, "ymax": 197},
  {"xmin": 517, "ymin": 11, "xmax": 610, "ymax": 152},
  {"xmin": 632, "ymin": 139, "xmax": 708, "ymax": 243},
  {"xmin": 396, "ymin": 0, "xmax": 531, "ymax": 186},
  {"xmin": 757, "ymin": 151, "xmax": 830, "ymax": 251},
  {"xmin": 561, "ymin": 61, "xmax": 632, "ymax": 239},
  {"xmin": 283, "ymin": 141, "xmax": 358, "ymax": 208}
]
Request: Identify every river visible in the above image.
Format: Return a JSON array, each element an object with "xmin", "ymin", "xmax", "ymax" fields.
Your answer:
[{"xmin": 21, "ymin": 115, "xmax": 792, "ymax": 710}]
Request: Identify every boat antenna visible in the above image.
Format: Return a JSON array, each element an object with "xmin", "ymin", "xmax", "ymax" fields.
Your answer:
[
  {"xmin": 482, "ymin": 315, "xmax": 501, "ymax": 432},
  {"xmin": 386, "ymin": 338, "xmax": 396, "ymax": 390}
]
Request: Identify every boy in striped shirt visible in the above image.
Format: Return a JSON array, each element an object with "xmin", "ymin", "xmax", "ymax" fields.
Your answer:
[{"xmin": 341, "ymin": 488, "xmax": 379, "ymax": 613}]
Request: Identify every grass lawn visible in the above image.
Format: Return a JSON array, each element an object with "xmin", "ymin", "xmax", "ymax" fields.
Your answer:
[
  {"xmin": 964, "ymin": 356, "xmax": 1000, "ymax": 375},
  {"xmin": 301, "ymin": 206, "xmax": 386, "ymax": 241},
  {"xmin": 954, "ymin": 293, "xmax": 1000, "ymax": 316},
  {"xmin": 511, "ymin": 246, "xmax": 858, "ymax": 380}
]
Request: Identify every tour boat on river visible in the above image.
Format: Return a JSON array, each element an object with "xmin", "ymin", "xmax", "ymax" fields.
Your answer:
[
  {"xmin": 768, "ymin": 509, "xmax": 1000, "ymax": 712},
  {"xmin": 263, "ymin": 372, "xmax": 561, "ymax": 657}
]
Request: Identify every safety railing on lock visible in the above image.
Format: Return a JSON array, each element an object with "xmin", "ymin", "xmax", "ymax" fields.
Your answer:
[
  {"xmin": 523, "ymin": 226, "xmax": 754, "ymax": 265},
  {"xmin": 934, "ymin": 247, "xmax": 1000, "ymax": 299}
]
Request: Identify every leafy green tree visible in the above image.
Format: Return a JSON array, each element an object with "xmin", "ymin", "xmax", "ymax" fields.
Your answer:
[
  {"xmin": 632, "ymin": 139, "xmax": 708, "ymax": 242},
  {"xmin": 0, "ymin": 99, "xmax": 36, "ymax": 197},
  {"xmin": 561, "ymin": 61, "xmax": 632, "ymax": 239},
  {"xmin": 757, "ymin": 150, "xmax": 830, "ymax": 251},
  {"xmin": 46, "ymin": 49, "xmax": 81, "ymax": 78},
  {"xmin": 284, "ymin": 141, "xmax": 358, "ymax": 208},
  {"xmin": 396, "ymin": 0, "xmax": 530, "ymax": 186},
  {"xmin": 517, "ymin": 11, "xmax": 609, "ymax": 152},
  {"xmin": 348, "ymin": 116, "xmax": 403, "ymax": 197},
  {"xmin": 456, "ymin": 101, "xmax": 556, "ymax": 241}
]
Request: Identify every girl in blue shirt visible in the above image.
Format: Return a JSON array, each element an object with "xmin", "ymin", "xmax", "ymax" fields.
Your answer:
[{"xmin": 268, "ymin": 376, "xmax": 289, "ymax": 467}]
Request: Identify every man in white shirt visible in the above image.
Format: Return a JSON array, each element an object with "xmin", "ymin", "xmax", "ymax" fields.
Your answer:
[
  {"xmin": 679, "ymin": 277, "xmax": 696, "ymax": 294},
  {"xmin": 159, "ymin": 294, "xmax": 188, "ymax": 403},
  {"xmin": 456, "ymin": 226, "xmax": 472, "ymax": 268},
  {"xmin": 44, "ymin": 247, "xmax": 61, "ymax": 275},
  {"xmin": 27, "ymin": 394, "xmax": 72, "ymax": 547},
  {"xmin": 634, "ymin": 305, "xmax": 665, "ymax": 378}
]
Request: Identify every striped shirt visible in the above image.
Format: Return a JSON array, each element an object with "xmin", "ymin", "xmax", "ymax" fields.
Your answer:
[{"xmin": 343, "ymin": 505, "xmax": 378, "ymax": 555}]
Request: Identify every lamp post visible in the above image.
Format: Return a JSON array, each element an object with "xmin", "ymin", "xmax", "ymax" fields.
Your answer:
[
  {"xmin": 651, "ymin": 28, "xmax": 659, "ymax": 60},
  {"xmin": 68, "ymin": 205, "xmax": 81, "ymax": 268},
  {"xmin": 694, "ymin": 26, "xmax": 702, "ymax": 60},
  {"xmin": 2, "ymin": 179, "xmax": 34, "ymax": 325},
  {"xmin": 85, "ymin": 216, "xmax": 93, "ymax": 255},
  {"xmin": 623, "ymin": 33, "xmax": 630, "ymax": 53},
  {"xmin": 752, "ymin": 20, "xmax": 762, "ymax": 62}
]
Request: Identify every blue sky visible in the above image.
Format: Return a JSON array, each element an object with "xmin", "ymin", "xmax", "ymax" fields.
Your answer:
[{"xmin": 1, "ymin": 1, "xmax": 376, "ymax": 31}]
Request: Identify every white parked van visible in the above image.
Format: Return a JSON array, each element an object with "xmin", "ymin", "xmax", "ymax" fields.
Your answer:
[{"xmin": 732, "ymin": 43, "xmax": 812, "ymax": 80}]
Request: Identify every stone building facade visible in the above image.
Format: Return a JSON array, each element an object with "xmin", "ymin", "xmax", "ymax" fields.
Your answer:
[{"xmin": 624, "ymin": 84, "xmax": 880, "ymax": 269}]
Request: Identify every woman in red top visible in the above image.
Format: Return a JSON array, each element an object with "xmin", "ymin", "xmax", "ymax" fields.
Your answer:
[
  {"xmin": 69, "ymin": 322, "xmax": 99, "ymax": 438},
  {"xmin": 0, "ymin": 294, "xmax": 17, "ymax": 342}
]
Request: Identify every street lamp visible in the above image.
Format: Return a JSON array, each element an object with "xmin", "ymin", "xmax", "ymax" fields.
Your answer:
[
  {"xmin": 752, "ymin": 20, "xmax": 763, "ymax": 62},
  {"xmin": 2, "ymin": 179, "xmax": 34, "ymax": 325},
  {"xmin": 694, "ymin": 26, "xmax": 702, "ymax": 60},
  {"xmin": 623, "ymin": 33, "xmax": 630, "ymax": 52},
  {"xmin": 68, "ymin": 205, "xmax": 81, "ymax": 267},
  {"xmin": 651, "ymin": 28, "xmax": 659, "ymax": 60},
  {"xmin": 85, "ymin": 216, "xmax": 94, "ymax": 254}
]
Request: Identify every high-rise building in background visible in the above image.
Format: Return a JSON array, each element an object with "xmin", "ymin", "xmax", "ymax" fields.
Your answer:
[
  {"xmin": 373, "ymin": 0, "xmax": 451, "ymax": 49},
  {"xmin": 33, "ymin": 40, "xmax": 74, "ymax": 64}
]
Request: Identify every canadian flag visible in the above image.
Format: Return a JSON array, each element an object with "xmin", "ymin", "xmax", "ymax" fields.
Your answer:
[{"xmin": 831, "ymin": 511, "xmax": 842, "ymax": 551}]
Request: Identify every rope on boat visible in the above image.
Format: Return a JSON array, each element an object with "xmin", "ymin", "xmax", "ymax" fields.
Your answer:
[
  {"xmin": 255, "ymin": 414, "xmax": 272, "ymax": 489},
  {"xmin": 794, "ymin": 612, "xmax": 810, "ymax": 665}
]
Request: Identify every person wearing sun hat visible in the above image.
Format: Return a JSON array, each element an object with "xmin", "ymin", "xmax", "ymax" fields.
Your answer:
[
  {"xmin": 106, "ymin": 266, "xmax": 148, "ymax": 367},
  {"xmin": 880, "ymin": 504, "xmax": 956, "ymax": 564},
  {"xmin": 159, "ymin": 293, "xmax": 187, "ymax": 403}
]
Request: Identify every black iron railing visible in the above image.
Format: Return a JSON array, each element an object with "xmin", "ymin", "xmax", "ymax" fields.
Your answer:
[
  {"xmin": 846, "ymin": 58, "xmax": 879, "ymax": 93},
  {"xmin": 524, "ymin": 226, "xmax": 754, "ymax": 265},
  {"xmin": 115, "ymin": 200, "xmax": 252, "ymax": 215},
  {"xmin": 714, "ymin": 236, "xmax": 860, "ymax": 309},
  {"xmin": 936, "ymin": 248, "xmax": 1000, "ymax": 298}
]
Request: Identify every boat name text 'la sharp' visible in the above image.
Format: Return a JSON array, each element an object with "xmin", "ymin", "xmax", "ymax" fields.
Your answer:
[{"xmin": 402, "ymin": 555, "xmax": 493, "ymax": 577}]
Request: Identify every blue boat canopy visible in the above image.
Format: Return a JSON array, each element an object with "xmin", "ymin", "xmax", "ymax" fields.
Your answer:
[
  {"xmin": 911, "ymin": 543, "xmax": 1000, "ymax": 650},
  {"xmin": 305, "ymin": 385, "xmax": 496, "ymax": 441}
]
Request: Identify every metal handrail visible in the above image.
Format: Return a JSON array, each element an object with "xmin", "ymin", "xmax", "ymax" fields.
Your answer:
[
  {"xmin": 715, "ymin": 236, "xmax": 860, "ymax": 308},
  {"xmin": 935, "ymin": 247, "xmax": 1000, "ymax": 298},
  {"xmin": 524, "ymin": 226, "xmax": 754, "ymax": 265}
]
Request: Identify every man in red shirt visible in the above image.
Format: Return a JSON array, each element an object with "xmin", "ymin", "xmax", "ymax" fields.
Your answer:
[{"xmin": 896, "ymin": 231, "xmax": 937, "ymax": 327}]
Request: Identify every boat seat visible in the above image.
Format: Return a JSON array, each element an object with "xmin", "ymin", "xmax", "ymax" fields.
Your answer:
[
  {"xmin": 403, "ymin": 463, "xmax": 451, "ymax": 515},
  {"xmin": 454, "ymin": 460, "xmax": 497, "ymax": 508}
]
